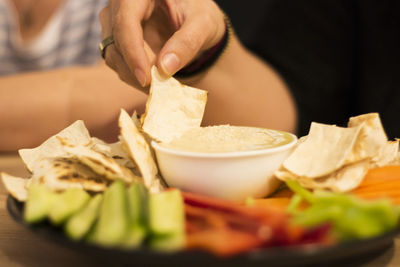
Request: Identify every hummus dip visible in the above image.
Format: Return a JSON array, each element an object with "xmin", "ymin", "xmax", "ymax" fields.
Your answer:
[{"xmin": 160, "ymin": 125, "xmax": 294, "ymax": 153}]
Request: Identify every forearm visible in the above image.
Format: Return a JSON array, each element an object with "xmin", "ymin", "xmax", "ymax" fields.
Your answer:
[
  {"xmin": 184, "ymin": 35, "xmax": 297, "ymax": 133},
  {"xmin": 0, "ymin": 63, "xmax": 147, "ymax": 151}
]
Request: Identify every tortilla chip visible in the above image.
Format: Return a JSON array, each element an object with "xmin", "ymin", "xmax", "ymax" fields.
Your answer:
[
  {"xmin": 131, "ymin": 111, "xmax": 142, "ymax": 129},
  {"xmin": 346, "ymin": 113, "xmax": 388, "ymax": 163},
  {"xmin": 19, "ymin": 120, "xmax": 91, "ymax": 172},
  {"xmin": 29, "ymin": 158, "xmax": 109, "ymax": 192},
  {"xmin": 90, "ymin": 138, "xmax": 137, "ymax": 170},
  {"xmin": 274, "ymin": 169, "xmax": 298, "ymax": 182},
  {"xmin": 149, "ymin": 177, "xmax": 165, "ymax": 194},
  {"xmin": 141, "ymin": 66, "xmax": 207, "ymax": 143},
  {"xmin": 276, "ymin": 160, "xmax": 369, "ymax": 192},
  {"xmin": 58, "ymin": 137, "xmax": 139, "ymax": 184},
  {"xmin": 372, "ymin": 140, "xmax": 399, "ymax": 167},
  {"xmin": 118, "ymin": 109, "xmax": 163, "ymax": 193},
  {"xmin": 298, "ymin": 160, "xmax": 370, "ymax": 192},
  {"xmin": 1, "ymin": 173, "xmax": 28, "ymax": 202},
  {"xmin": 283, "ymin": 122, "xmax": 362, "ymax": 178}
]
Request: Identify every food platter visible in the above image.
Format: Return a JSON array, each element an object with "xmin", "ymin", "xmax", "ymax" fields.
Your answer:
[
  {"xmin": 7, "ymin": 195, "xmax": 399, "ymax": 267},
  {"xmin": 2, "ymin": 68, "xmax": 400, "ymax": 266}
]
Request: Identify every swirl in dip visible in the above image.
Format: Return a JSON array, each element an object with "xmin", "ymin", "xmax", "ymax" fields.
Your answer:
[{"xmin": 159, "ymin": 125, "xmax": 294, "ymax": 153}]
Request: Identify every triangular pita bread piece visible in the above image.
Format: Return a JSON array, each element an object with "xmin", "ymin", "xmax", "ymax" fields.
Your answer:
[
  {"xmin": 276, "ymin": 160, "xmax": 369, "ymax": 192},
  {"xmin": 119, "ymin": 109, "xmax": 163, "ymax": 193},
  {"xmin": 283, "ymin": 122, "xmax": 362, "ymax": 178},
  {"xmin": 297, "ymin": 160, "xmax": 370, "ymax": 192},
  {"xmin": 90, "ymin": 138, "xmax": 137, "ymax": 170},
  {"xmin": 372, "ymin": 140, "xmax": 399, "ymax": 167},
  {"xmin": 29, "ymin": 158, "xmax": 109, "ymax": 192},
  {"xmin": 19, "ymin": 120, "xmax": 91, "ymax": 172},
  {"xmin": 346, "ymin": 113, "xmax": 388, "ymax": 162},
  {"xmin": 58, "ymin": 137, "xmax": 139, "ymax": 184},
  {"xmin": 1, "ymin": 173, "xmax": 28, "ymax": 201},
  {"xmin": 141, "ymin": 66, "xmax": 207, "ymax": 143}
]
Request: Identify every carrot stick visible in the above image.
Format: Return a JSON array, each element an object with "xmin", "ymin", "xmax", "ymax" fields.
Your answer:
[
  {"xmin": 353, "ymin": 183, "xmax": 400, "ymax": 193},
  {"xmin": 247, "ymin": 198, "xmax": 291, "ymax": 210},
  {"xmin": 359, "ymin": 165, "xmax": 400, "ymax": 186},
  {"xmin": 350, "ymin": 165, "xmax": 400, "ymax": 204}
]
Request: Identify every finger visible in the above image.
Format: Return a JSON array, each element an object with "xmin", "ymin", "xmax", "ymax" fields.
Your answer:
[
  {"xmin": 100, "ymin": 5, "xmax": 149, "ymax": 92},
  {"xmin": 157, "ymin": 16, "xmax": 215, "ymax": 76},
  {"xmin": 111, "ymin": 0, "xmax": 155, "ymax": 87},
  {"xmin": 105, "ymin": 45, "xmax": 149, "ymax": 92},
  {"xmin": 99, "ymin": 6, "xmax": 111, "ymax": 38}
]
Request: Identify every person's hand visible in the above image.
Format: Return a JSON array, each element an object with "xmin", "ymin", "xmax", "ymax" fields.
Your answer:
[{"xmin": 99, "ymin": 0, "xmax": 225, "ymax": 89}]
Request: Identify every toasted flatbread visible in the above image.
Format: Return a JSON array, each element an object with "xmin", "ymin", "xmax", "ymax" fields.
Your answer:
[
  {"xmin": 58, "ymin": 137, "xmax": 139, "ymax": 184},
  {"xmin": 141, "ymin": 66, "xmax": 207, "ymax": 143},
  {"xmin": 298, "ymin": 160, "xmax": 370, "ymax": 192},
  {"xmin": 119, "ymin": 109, "xmax": 163, "ymax": 193},
  {"xmin": 29, "ymin": 158, "xmax": 109, "ymax": 192},
  {"xmin": 1, "ymin": 173, "xmax": 28, "ymax": 201},
  {"xmin": 372, "ymin": 140, "xmax": 399, "ymax": 167},
  {"xmin": 276, "ymin": 160, "xmax": 369, "ymax": 192},
  {"xmin": 19, "ymin": 120, "xmax": 91, "ymax": 172},
  {"xmin": 90, "ymin": 138, "xmax": 137, "ymax": 170},
  {"xmin": 283, "ymin": 122, "xmax": 362, "ymax": 178},
  {"xmin": 346, "ymin": 113, "xmax": 388, "ymax": 163}
]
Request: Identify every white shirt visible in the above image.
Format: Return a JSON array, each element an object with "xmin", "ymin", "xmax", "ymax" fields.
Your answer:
[{"xmin": 0, "ymin": 0, "xmax": 107, "ymax": 76}]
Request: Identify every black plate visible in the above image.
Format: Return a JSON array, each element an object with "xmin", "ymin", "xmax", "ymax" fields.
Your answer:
[{"xmin": 7, "ymin": 195, "xmax": 399, "ymax": 267}]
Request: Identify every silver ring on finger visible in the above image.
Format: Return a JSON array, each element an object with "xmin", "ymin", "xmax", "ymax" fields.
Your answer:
[{"xmin": 99, "ymin": 36, "xmax": 115, "ymax": 59}]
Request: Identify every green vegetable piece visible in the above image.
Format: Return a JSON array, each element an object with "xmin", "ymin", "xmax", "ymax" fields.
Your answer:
[
  {"xmin": 148, "ymin": 189, "xmax": 185, "ymax": 250},
  {"xmin": 286, "ymin": 180, "xmax": 315, "ymax": 203},
  {"xmin": 287, "ymin": 194, "xmax": 303, "ymax": 214},
  {"xmin": 123, "ymin": 225, "xmax": 146, "ymax": 248},
  {"xmin": 123, "ymin": 182, "xmax": 148, "ymax": 248},
  {"xmin": 24, "ymin": 184, "xmax": 56, "ymax": 223},
  {"xmin": 88, "ymin": 180, "xmax": 129, "ymax": 247},
  {"xmin": 49, "ymin": 188, "xmax": 91, "ymax": 225},
  {"xmin": 149, "ymin": 233, "xmax": 185, "ymax": 251},
  {"xmin": 65, "ymin": 194, "xmax": 103, "ymax": 241},
  {"xmin": 149, "ymin": 189, "xmax": 184, "ymax": 235},
  {"xmin": 127, "ymin": 182, "xmax": 148, "ymax": 226},
  {"xmin": 286, "ymin": 179, "xmax": 400, "ymax": 240}
]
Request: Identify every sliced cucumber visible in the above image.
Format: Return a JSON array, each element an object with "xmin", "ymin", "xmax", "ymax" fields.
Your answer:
[
  {"xmin": 65, "ymin": 193, "xmax": 103, "ymax": 241},
  {"xmin": 49, "ymin": 188, "xmax": 91, "ymax": 225}
]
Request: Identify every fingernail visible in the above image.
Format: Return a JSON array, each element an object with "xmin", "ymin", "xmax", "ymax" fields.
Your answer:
[
  {"xmin": 134, "ymin": 68, "xmax": 146, "ymax": 87},
  {"xmin": 161, "ymin": 53, "xmax": 180, "ymax": 75}
]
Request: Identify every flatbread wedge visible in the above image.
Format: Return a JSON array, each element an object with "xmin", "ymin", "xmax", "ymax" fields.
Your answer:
[
  {"xmin": 141, "ymin": 66, "xmax": 207, "ymax": 143},
  {"xmin": 1, "ymin": 173, "xmax": 28, "ymax": 201},
  {"xmin": 283, "ymin": 122, "xmax": 363, "ymax": 178},
  {"xmin": 29, "ymin": 158, "xmax": 109, "ymax": 192},
  {"xmin": 19, "ymin": 120, "xmax": 91, "ymax": 172},
  {"xmin": 58, "ymin": 137, "xmax": 139, "ymax": 184},
  {"xmin": 119, "ymin": 109, "xmax": 163, "ymax": 193},
  {"xmin": 346, "ymin": 113, "xmax": 388, "ymax": 163},
  {"xmin": 276, "ymin": 160, "xmax": 369, "ymax": 193},
  {"xmin": 372, "ymin": 140, "xmax": 399, "ymax": 167}
]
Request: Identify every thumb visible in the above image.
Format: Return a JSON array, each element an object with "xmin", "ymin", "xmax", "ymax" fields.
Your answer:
[{"xmin": 156, "ymin": 19, "xmax": 211, "ymax": 76}]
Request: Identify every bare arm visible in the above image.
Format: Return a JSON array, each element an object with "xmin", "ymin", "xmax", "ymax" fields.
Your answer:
[
  {"xmin": 0, "ymin": 62, "xmax": 147, "ymax": 151},
  {"xmin": 184, "ymin": 35, "xmax": 297, "ymax": 132},
  {"xmin": 100, "ymin": 0, "xmax": 297, "ymax": 133}
]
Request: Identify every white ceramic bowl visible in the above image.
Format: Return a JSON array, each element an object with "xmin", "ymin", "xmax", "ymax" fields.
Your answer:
[{"xmin": 151, "ymin": 132, "xmax": 297, "ymax": 202}]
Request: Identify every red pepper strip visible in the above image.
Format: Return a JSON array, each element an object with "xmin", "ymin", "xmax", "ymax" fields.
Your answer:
[
  {"xmin": 182, "ymin": 191, "xmax": 286, "ymax": 221},
  {"xmin": 183, "ymin": 192, "xmax": 302, "ymax": 256},
  {"xmin": 185, "ymin": 204, "xmax": 265, "ymax": 257},
  {"xmin": 185, "ymin": 204, "xmax": 267, "ymax": 238},
  {"xmin": 183, "ymin": 191, "xmax": 333, "ymax": 256},
  {"xmin": 186, "ymin": 227, "xmax": 263, "ymax": 257}
]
